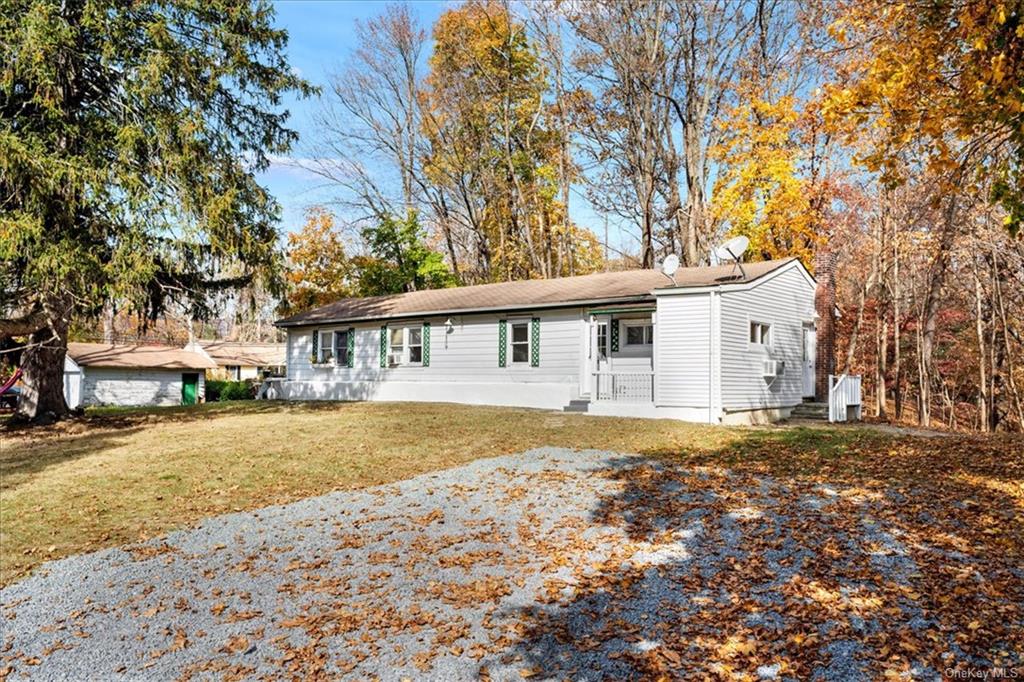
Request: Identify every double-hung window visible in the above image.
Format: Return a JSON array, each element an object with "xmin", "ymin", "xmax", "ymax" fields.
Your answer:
[
  {"xmin": 407, "ymin": 327, "xmax": 423, "ymax": 364},
  {"xmin": 334, "ymin": 330, "xmax": 349, "ymax": 367},
  {"xmin": 318, "ymin": 330, "xmax": 334, "ymax": 364},
  {"xmin": 749, "ymin": 321, "xmax": 772, "ymax": 347},
  {"xmin": 624, "ymin": 321, "xmax": 653, "ymax": 347},
  {"xmin": 389, "ymin": 327, "xmax": 404, "ymax": 366},
  {"xmin": 388, "ymin": 326, "xmax": 423, "ymax": 366},
  {"xmin": 510, "ymin": 321, "xmax": 530, "ymax": 364}
]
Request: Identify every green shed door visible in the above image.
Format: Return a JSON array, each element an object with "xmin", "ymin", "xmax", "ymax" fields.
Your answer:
[{"xmin": 181, "ymin": 373, "xmax": 199, "ymax": 405}]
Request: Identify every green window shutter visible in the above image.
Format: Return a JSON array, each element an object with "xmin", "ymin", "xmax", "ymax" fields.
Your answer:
[
  {"xmin": 347, "ymin": 327, "xmax": 355, "ymax": 368},
  {"xmin": 610, "ymin": 318, "xmax": 619, "ymax": 352},
  {"xmin": 379, "ymin": 325, "xmax": 388, "ymax": 368},
  {"xmin": 311, "ymin": 329, "xmax": 319, "ymax": 361},
  {"xmin": 498, "ymin": 319, "xmax": 507, "ymax": 367},
  {"xmin": 531, "ymin": 317, "xmax": 540, "ymax": 367},
  {"xmin": 422, "ymin": 322, "xmax": 431, "ymax": 367}
]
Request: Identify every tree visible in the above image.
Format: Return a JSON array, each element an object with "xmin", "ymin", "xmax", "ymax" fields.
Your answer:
[
  {"xmin": 710, "ymin": 91, "xmax": 822, "ymax": 265},
  {"xmin": 355, "ymin": 212, "xmax": 457, "ymax": 296},
  {"xmin": 421, "ymin": 0, "xmax": 568, "ymax": 281},
  {"xmin": 0, "ymin": 0, "xmax": 312, "ymax": 421},
  {"xmin": 281, "ymin": 208, "xmax": 354, "ymax": 315}
]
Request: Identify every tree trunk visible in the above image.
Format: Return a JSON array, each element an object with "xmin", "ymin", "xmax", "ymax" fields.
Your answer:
[
  {"xmin": 972, "ymin": 260, "xmax": 989, "ymax": 431},
  {"xmin": 15, "ymin": 317, "xmax": 71, "ymax": 423},
  {"xmin": 918, "ymin": 196, "xmax": 959, "ymax": 427},
  {"xmin": 892, "ymin": 214, "xmax": 902, "ymax": 420}
]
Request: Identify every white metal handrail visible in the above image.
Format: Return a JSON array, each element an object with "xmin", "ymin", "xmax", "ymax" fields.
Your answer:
[
  {"xmin": 592, "ymin": 371, "xmax": 654, "ymax": 403},
  {"xmin": 828, "ymin": 374, "xmax": 862, "ymax": 422}
]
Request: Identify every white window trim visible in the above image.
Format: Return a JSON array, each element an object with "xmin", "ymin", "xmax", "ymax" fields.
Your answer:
[
  {"xmin": 387, "ymin": 325, "xmax": 424, "ymax": 367},
  {"xmin": 507, "ymin": 318, "xmax": 533, "ymax": 366},
  {"xmin": 748, "ymin": 319, "xmax": 773, "ymax": 350},
  {"xmin": 621, "ymin": 319, "xmax": 654, "ymax": 348},
  {"xmin": 317, "ymin": 330, "xmax": 335, "ymax": 365}
]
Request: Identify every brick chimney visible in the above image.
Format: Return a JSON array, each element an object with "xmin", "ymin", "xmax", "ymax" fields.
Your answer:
[{"xmin": 814, "ymin": 251, "xmax": 837, "ymax": 401}]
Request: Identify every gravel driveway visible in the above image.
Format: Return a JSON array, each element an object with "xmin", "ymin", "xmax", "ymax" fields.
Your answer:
[{"xmin": 2, "ymin": 447, "xmax": 1020, "ymax": 680}]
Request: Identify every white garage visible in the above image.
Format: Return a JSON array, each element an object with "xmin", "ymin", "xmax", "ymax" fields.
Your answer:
[{"xmin": 63, "ymin": 343, "xmax": 216, "ymax": 408}]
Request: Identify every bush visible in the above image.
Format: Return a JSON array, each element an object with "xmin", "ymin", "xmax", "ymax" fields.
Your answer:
[{"xmin": 205, "ymin": 379, "xmax": 256, "ymax": 402}]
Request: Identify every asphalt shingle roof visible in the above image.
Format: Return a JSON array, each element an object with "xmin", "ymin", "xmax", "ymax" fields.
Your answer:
[{"xmin": 276, "ymin": 258, "xmax": 798, "ymax": 327}]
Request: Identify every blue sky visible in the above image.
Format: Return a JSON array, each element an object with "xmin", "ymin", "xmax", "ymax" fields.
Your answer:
[
  {"xmin": 260, "ymin": 1, "xmax": 628, "ymax": 254},
  {"xmin": 259, "ymin": 1, "xmax": 447, "ymax": 234}
]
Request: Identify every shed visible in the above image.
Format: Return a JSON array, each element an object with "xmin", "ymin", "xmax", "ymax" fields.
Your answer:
[{"xmin": 63, "ymin": 343, "xmax": 216, "ymax": 408}]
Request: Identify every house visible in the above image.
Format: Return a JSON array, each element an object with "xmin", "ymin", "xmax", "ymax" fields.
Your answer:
[
  {"xmin": 63, "ymin": 343, "xmax": 216, "ymax": 408},
  {"xmin": 273, "ymin": 257, "xmax": 819, "ymax": 425},
  {"xmin": 185, "ymin": 341, "xmax": 286, "ymax": 381}
]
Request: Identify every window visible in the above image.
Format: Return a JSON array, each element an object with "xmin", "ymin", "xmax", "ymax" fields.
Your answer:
[
  {"xmin": 596, "ymin": 323, "xmax": 608, "ymax": 359},
  {"xmin": 388, "ymin": 326, "xmax": 423, "ymax": 366},
  {"xmin": 624, "ymin": 322, "xmax": 653, "ymax": 346},
  {"xmin": 749, "ymin": 321, "xmax": 771, "ymax": 347},
  {"xmin": 511, "ymin": 322, "xmax": 530, "ymax": 363},
  {"xmin": 318, "ymin": 330, "xmax": 334, "ymax": 363},
  {"xmin": 226, "ymin": 365, "xmax": 241, "ymax": 381},
  {"xmin": 407, "ymin": 327, "xmax": 423, "ymax": 364},
  {"xmin": 389, "ymin": 327, "xmax": 404, "ymax": 366},
  {"xmin": 334, "ymin": 330, "xmax": 349, "ymax": 367}
]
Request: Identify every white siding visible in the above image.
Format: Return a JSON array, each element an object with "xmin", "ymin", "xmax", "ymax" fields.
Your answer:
[
  {"xmin": 719, "ymin": 265, "xmax": 815, "ymax": 410},
  {"xmin": 283, "ymin": 309, "xmax": 584, "ymax": 408},
  {"xmin": 81, "ymin": 368, "xmax": 203, "ymax": 407},
  {"xmin": 654, "ymin": 293, "xmax": 712, "ymax": 408}
]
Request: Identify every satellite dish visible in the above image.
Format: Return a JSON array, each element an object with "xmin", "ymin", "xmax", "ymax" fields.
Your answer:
[
  {"xmin": 660, "ymin": 254, "xmax": 680, "ymax": 285},
  {"xmin": 712, "ymin": 235, "xmax": 750, "ymax": 279},
  {"xmin": 714, "ymin": 235, "xmax": 749, "ymax": 263}
]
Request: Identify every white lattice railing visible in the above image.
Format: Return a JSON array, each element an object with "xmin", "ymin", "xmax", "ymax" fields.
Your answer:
[
  {"xmin": 592, "ymin": 371, "xmax": 655, "ymax": 403},
  {"xmin": 828, "ymin": 374, "xmax": 862, "ymax": 422}
]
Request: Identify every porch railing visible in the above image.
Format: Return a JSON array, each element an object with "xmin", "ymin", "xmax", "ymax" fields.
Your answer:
[
  {"xmin": 592, "ymin": 371, "xmax": 654, "ymax": 403},
  {"xmin": 828, "ymin": 374, "xmax": 862, "ymax": 422}
]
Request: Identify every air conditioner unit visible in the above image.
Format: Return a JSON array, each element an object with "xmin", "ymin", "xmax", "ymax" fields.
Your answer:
[
  {"xmin": 389, "ymin": 351, "xmax": 403, "ymax": 367},
  {"xmin": 762, "ymin": 359, "xmax": 784, "ymax": 377}
]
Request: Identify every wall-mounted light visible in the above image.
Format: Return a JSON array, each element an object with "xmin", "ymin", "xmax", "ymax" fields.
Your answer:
[{"xmin": 445, "ymin": 317, "xmax": 454, "ymax": 333}]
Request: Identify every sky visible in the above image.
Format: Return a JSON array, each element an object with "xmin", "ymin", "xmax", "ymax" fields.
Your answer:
[{"xmin": 259, "ymin": 1, "xmax": 628, "ymax": 255}]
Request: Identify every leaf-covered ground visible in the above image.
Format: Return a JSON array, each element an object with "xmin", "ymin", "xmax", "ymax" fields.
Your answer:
[{"xmin": 1, "ymin": 435, "xmax": 1021, "ymax": 680}]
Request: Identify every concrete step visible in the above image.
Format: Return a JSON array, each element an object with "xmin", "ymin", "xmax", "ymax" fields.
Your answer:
[
  {"xmin": 563, "ymin": 399, "xmax": 590, "ymax": 413},
  {"xmin": 791, "ymin": 402, "xmax": 829, "ymax": 420}
]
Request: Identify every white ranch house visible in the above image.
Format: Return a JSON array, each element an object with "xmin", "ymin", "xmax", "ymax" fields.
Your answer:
[{"xmin": 275, "ymin": 258, "xmax": 820, "ymax": 425}]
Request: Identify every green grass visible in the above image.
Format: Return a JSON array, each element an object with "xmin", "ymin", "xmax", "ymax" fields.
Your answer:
[{"xmin": 2, "ymin": 400, "xmax": 1017, "ymax": 586}]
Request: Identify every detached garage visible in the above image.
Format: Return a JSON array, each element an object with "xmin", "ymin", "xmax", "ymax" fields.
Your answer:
[{"xmin": 63, "ymin": 343, "xmax": 216, "ymax": 408}]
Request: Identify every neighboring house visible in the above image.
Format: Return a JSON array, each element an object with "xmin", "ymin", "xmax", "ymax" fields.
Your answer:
[
  {"xmin": 186, "ymin": 341, "xmax": 286, "ymax": 381},
  {"xmin": 274, "ymin": 258, "xmax": 819, "ymax": 424},
  {"xmin": 63, "ymin": 343, "xmax": 216, "ymax": 408}
]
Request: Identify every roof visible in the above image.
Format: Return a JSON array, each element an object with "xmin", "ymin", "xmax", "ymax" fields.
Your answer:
[
  {"xmin": 66, "ymin": 343, "xmax": 217, "ymax": 370},
  {"xmin": 276, "ymin": 258, "xmax": 800, "ymax": 328},
  {"xmin": 199, "ymin": 341, "xmax": 286, "ymax": 367}
]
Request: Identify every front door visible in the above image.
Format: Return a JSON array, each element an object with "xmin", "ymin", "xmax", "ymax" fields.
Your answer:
[
  {"xmin": 181, "ymin": 373, "xmax": 198, "ymax": 405},
  {"xmin": 802, "ymin": 326, "xmax": 816, "ymax": 398}
]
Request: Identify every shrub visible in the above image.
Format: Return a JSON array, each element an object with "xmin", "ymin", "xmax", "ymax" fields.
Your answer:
[{"xmin": 205, "ymin": 379, "xmax": 256, "ymax": 402}]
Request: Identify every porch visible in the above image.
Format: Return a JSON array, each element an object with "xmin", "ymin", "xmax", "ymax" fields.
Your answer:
[{"xmin": 583, "ymin": 308, "xmax": 656, "ymax": 405}]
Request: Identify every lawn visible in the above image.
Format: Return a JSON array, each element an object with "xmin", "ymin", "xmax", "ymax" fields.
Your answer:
[{"xmin": 1, "ymin": 401, "xmax": 1020, "ymax": 588}]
